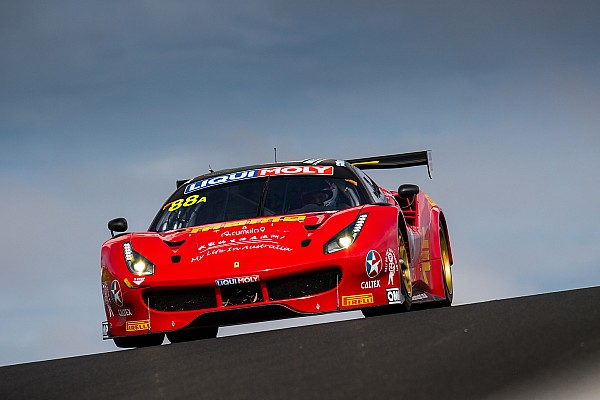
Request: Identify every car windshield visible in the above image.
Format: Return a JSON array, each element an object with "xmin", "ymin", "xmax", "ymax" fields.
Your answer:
[{"xmin": 150, "ymin": 175, "xmax": 365, "ymax": 232}]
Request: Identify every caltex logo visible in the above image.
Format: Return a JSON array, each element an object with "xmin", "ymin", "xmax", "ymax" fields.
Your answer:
[{"xmin": 365, "ymin": 250, "xmax": 382, "ymax": 278}]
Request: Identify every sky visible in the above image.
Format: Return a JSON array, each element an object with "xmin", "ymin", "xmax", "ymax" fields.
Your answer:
[{"xmin": 1, "ymin": 0, "xmax": 599, "ymax": 367}]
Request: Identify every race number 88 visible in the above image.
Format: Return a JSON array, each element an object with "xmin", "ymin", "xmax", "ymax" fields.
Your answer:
[{"xmin": 167, "ymin": 195, "xmax": 206, "ymax": 212}]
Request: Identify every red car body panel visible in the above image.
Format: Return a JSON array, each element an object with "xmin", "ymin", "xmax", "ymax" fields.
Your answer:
[{"xmin": 101, "ymin": 153, "xmax": 453, "ymax": 341}]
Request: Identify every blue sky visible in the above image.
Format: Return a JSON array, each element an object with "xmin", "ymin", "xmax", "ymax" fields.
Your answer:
[{"xmin": 1, "ymin": 0, "xmax": 599, "ymax": 366}]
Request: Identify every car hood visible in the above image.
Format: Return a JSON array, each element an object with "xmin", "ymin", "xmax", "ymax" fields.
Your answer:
[{"xmin": 128, "ymin": 209, "xmax": 361, "ymax": 282}]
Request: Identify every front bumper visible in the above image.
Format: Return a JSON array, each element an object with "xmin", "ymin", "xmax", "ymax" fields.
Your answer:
[{"xmin": 103, "ymin": 266, "xmax": 351, "ymax": 339}]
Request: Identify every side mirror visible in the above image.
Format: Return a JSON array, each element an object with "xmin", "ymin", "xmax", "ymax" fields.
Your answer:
[
  {"xmin": 397, "ymin": 184, "xmax": 419, "ymax": 199},
  {"xmin": 108, "ymin": 218, "xmax": 128, "ymax": 237}
]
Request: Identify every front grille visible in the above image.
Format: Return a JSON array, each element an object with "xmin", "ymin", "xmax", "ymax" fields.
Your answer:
[
  {"xmin": 267, "ymin": 268, "xmax": 342, "ymax": 301},
  {"xmin": 144, "ymin": 287, "xmax": 217, "ymax": 311},
  {"xmin": 221, "ymin": 282, "xmax": 263, "ymax": 307},
  {"xmin": 143, "ymin": 268, "xmax": 341, "ymax": 312}
]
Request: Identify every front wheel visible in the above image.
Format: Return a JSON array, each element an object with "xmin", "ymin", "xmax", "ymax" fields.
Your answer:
[{"xmin": 398, "ymin": 231, "xmax": 412, "ymax": 311}]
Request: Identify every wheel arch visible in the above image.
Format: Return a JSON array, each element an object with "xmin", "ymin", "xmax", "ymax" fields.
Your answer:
[
  {"xmin": 397, "ymin": 211, "xmax": 411, "ymax": 262},
  {"xmin": 437, "ymin": 211, "xmax": 453, "ymax": 266}
]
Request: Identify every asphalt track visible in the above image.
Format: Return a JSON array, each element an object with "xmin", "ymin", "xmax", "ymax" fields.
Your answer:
[{"xmin": 1, "ymin": 287, "xmax": 599, "ymax": 400}]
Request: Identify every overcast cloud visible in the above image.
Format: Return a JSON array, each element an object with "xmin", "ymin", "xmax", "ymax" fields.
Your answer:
[{"xmin": 1, "ymin": 0, "xmax": 599, "ymax": 366}]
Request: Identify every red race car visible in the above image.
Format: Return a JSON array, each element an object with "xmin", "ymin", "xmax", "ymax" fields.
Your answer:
[{"xmin": 101, "ymin": 150, "xmax": 453, "ymax": 347}]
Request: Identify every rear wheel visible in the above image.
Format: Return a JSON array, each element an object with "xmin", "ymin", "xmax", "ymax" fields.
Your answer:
[
  {"xmin": 166, "ymin": 326, "xmax": 218, "ymax": 344},
  {"xmin": 113, "ymin": 333, "xmax": 165, "ymax": 348},
  {"xmin": 439, "ymin": 225, "xmax": 453, "ymax": 307}
]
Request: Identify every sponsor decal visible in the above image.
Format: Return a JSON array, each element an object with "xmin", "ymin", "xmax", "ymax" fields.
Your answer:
[
  {"xmin": 133, "ymin": 277, "xmax": 145, "ymax": 286},
  {"xmin": 199, "ymin": 234, "xmax": 287, "ymax": 251},
  {"xmin": 361, "ymin": 280, "xmax": 381, "ymax": 289},
  {"xmin": 186, "ymin": 215, "xmax": 306, "ymax": 234},
  {"xmin": 342, "ymin": 293, "xmax": 374, "ymax": 307},
  {"xmin": 123, "ymin": 278, "xmax": 147, "ymax": 289},
  {"xmin": 185, "ymin": 170, "xmax": 257, "ymax": 193},
  {"xmin": 412, "ymin": 293, "xmax": 428, "ymax": 301},
  {"xmin": 102, "ymin": 321, "xmax": 109, "ymax": 339},
  {"xmin": 117, "ymin": 308, "xmax": 133, "ymax": 317},
  {"xmin": 365, "ymin": 250, "xmax": 382, "ymax": 278},
  {"xmin": 192, "ymin": 234, "xmax": 293, "ymax": 262},
  {"xmin": 386, "ymin": 288, "xmax": 403, "ymax": 304},
  {"xmin": 197, "ymin": 243, "xmax": 293, "ymax": 260},
  {"xmin": 385, "ymin": 248, "xmax": 399, "ymax": 285},
  {"xmin": 163, "ymin": 195, "xmax": 207, "ymax": 212},
  {"xmin": 110, "ymin": 280, "xmax": 123, "ymax": 307},
  {"xmin": 221, "ymin": 226, "xmax": 267, "ymax": 237},
  {"xmin": 257, "ymin": 165, "xmax": 333, "ymax": 176},
  {"xmin": 102, "ymin": 282, "xmax": 114, "ymax": 317},
  {"xmin": 184, "ymin": 166, "xmax": 333, "ymax": 194},
  {"xmin": 126, "ymin": 320, "xmax": 150, "ymax": 332},
  {"xmin": 216, "ymin": 275, "xmax": 259, "ymax": 286}
]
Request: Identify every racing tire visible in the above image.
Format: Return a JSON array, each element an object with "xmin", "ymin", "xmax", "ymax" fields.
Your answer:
[
  {"xmin": 398, "ymin": 231, "xmax": 412, "ymax": 312},
  {"xmin": 166, "ymin": 326, "xmax": 218, "ymax": 343},
  {"xmin": 438, "ymin": 224, "xmax": 453, "ymax": 307},
  {"xmin": 113, "ymin": 333, "xmax": 165, "ymax": 348}
]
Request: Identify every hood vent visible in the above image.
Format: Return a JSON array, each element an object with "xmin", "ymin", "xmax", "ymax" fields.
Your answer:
[
  {"xmin": 164, "ymin": 240, "xmax": 186, "ymax": 247},
  {"xmin": 304, "ymin": 224, "xmax": 321, "ymax": 231}
]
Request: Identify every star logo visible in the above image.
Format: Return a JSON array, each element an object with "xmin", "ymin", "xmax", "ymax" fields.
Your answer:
[
  {"xmin": 365, "ymin": 250, "xmax": 382, "ymax": 278},
  {"xmin": 110, "ymin": 280, "xmax": 124, "ymax": 307}
]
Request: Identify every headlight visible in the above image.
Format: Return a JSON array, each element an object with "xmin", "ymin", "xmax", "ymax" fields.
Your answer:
[
  {"xmin": 324, "ymin": 213, "xmax": 368, "ymax": 254},
  {"xmin": 122, "ymin": 242, "xmax": 155, "ymax": 276}
]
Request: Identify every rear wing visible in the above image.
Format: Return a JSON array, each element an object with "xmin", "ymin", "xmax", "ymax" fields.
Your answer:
[{"xmin": 348, "ymin": 150, "xmax": 432, "ymax": 179}]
